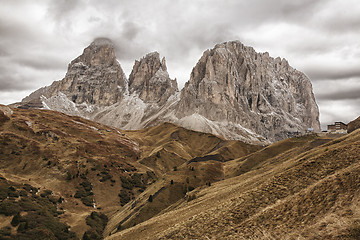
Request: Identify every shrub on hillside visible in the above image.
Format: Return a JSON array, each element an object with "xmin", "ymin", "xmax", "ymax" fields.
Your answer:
[
  {"xmin": 83, "ymin": 211, "xmax": 108, "ymax": 239},
  {"xmin": 118, "ymin": 189, "xmax": 133, "ymax": 206}
]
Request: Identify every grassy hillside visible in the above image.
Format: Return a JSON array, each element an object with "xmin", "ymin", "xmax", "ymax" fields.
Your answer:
[
  {"xmin": 0, "ymin": 105, "xmax": 150, "ymax": 238},
  {"xmin": 107, "ymin": 130, "xmax": 360, "ymax": 240},
  {"xmin": 104, "ymin": 122, "xmax": 261, "ymax": 235},
  {"xmin": 3, "ymin": 104, "xmax": 355, "ymax": 240},
  {"xmin": 0, "ymin": 105, "xmax": 261, "ymax": 239}
]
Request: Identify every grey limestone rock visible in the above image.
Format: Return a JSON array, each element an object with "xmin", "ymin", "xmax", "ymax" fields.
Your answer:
[
  {"xmin": 129, "ymin": 52, "xmax": 178, "ymax": 105},
  {"xmin": 21, "ymin": 39, "xmax": 320, "ymax": 143},
  {"xmin": 175, "ymin": 41, "xmax": 320, "ymax": 142}
]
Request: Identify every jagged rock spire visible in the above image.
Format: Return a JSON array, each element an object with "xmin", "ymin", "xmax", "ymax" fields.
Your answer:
[
  {"xmin": 129, "ymin": 52, "xmax": 178, "ymax": 104},
  {"xmin": 69, "ymin": 38, "xmax": 117, "ymax": 68}
]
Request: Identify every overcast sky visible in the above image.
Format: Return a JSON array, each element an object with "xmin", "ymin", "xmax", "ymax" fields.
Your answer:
[{"xmin": 0, "ymin": 0, "xmax": 359, "ymax": 129}]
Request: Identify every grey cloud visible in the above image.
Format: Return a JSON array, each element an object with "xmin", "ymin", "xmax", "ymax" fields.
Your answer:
[
  {"xmin": 0, "ymin": 70, "xmax": 33, "ymax": 92},
  {"xmin": 317, "ymin": 98, "xmax": 360, "ymax": 128},
  {"xmin": 88, "ymin": 16, "xmax": 101, "ymax": 23},
  {"xmin": 317, "ymin": 88, "xmax": 360, "ymax": 101},
  {"xmin": 306, "ymin": 67, "xmax": 360, "ymax": 81},
  {"xmin": 122, "ymin": 22, "xmax": 141, "ymax": 41},
  {"xmin": 15, "ymin": 56, "xmax": 68, "ymax": 71},
  {"xmin": 46, "ymin": 0, "xmax": 82, "ymax": 21}
]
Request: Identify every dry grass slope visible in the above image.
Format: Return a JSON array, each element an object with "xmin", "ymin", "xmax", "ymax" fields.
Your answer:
[
  {"xmin": 107, "ymin": 130, "xmax": 360, "ymax": 240},
  {"xmin": 0, "ymin": 106, "xmax": 262, "ymax": 239}
]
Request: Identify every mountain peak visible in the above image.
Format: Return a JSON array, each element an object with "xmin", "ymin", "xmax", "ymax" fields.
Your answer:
[
  {"xmin": 21, "ymin": 40, "xmax": 319, "ymax": 143},
  {"xmin": 128, "ymin": 52, "xmax": 177, "ymax": 104},
  {"xmin": 71, "ymin": 37, "xmax": 117, "ymax": 68},
  {"xmin": 176, "ymin": 41, "xmax": 320, "ymax": 142},
  {"xmin": 91, "ymin": 37, "xmax": 114, "ymax": 47}
]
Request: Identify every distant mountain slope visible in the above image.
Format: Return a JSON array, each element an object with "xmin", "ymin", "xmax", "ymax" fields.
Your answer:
[
  {"xmin": 347, "ymin": 116, "xmax": 360, "ymax": 133},
  {"xmin": 107, "ymin": 130, "xmax": 360, "ymax": 240},
  {"xmin": 20, "ymin": 39, "xmax": 320, "ymax": 144}
]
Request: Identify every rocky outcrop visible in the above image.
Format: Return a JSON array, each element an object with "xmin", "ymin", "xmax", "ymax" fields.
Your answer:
[
  {"xmin": 174, "ymin": 41, "xmax": 320, "ymax": 142},
  {"xmin": 21, "ymin": 39, "xmax": 320, "ymax": 143},
  {"xmin": 21, "ymin": 38, "xmax": 179, "ymax": 130},
  {"xmin": 129, "ymin": 52, "xmax": 178, "ymax": 105},
  {"xmin": 23, "ymin": 38, "xmax": 127, "ymax": 109},
  {"xmin": 91, "ymin": 52, "xmax": 179, "ymax": 130}
]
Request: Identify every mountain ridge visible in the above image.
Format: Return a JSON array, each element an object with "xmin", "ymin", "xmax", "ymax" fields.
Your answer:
[{"xmin": 20, "ymin": 39, "xmax": 320, "ymax": 143}]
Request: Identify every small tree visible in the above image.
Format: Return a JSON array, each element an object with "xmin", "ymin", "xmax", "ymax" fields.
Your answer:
[
  {"xmin": 11, "ymin": 212, "xmax": 21, "ymax": 227},
  {"xmin": 170, "ymin": 180, "xmax": 174, "ymax": 185},
  {"xmin": 148, "ymin": 195, "xmax": 153, "ymax": 202}
]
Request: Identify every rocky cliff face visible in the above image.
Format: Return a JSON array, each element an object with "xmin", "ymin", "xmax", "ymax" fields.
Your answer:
[
  {"xmin": 174, "ymin": 41, "xmax": 320, "ymax": 142},
  {"xmin": 91, "ymin": 52, "xmax": 179, "ymax": 130},
  {"xmin": 21, "ymin": 39, "xmax": 320, "ymax": 143},
  {"xmin": 129, "ymin": 52, "xmax": 178, "ymax": 105},
  {"xmin": 24, "ymin": 38, "xmax": 127, "ymax": 108},
  {"xmin": 21, "ymin": 38, "xmax": 179, "ymax": 130}
]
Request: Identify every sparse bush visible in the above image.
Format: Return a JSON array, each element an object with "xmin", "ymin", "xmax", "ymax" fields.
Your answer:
[
  {"xmin": 74, "ymin": 189, "xmax": 88, "ymax": 198},
  {"xmin": 40, "ymin": 189, "xmax": 52, "ymax": 198},
  {"xmin": 117, "ymin": 224, "xmax": 122, "ymax": 231},
  {"xmin": 84, "ymin": 211, "xmax": 108, "ymax": 238},
  {"xmin": 99, "ymin": 174, "xmax": 112, "ymax": 182},
  {"xmin": 8, "ymin": 186, "xmax": 20, "ymax": 198},
  {"xmin": 130, "ymin": 173, "xmax": 145, "ymax": 188},
  {"xmin": 19, "ymin": 189, "xmax": 28, "ymax": 197},
  {"xmin": 81, "ymin": 196, "xmax": 94, "ymax": 207},
  {"xmin": 66, "ymin": 172, "xmax": 72, "ymax": 181},
  {"xmin": 17, "ymin": 221, "xmax": 29, "ymax": 233},
  {"xmin": 187, "ymin": 194, "xmax": 196, "ymax": 202},
  {"xmin": 118, "ymin": 189, "xmax": 132, "ymax": 206},
  {"xmin": 83, "ymin": 229, "xmax": 102, "ymax": 240},
  {"xmin": 120, "ymin": 176, "xmax": 134, "ymax": 190},
  {"xmin": 80, "ymin": 180, "xmax": 92, "ymax": 192},
  {"xmin": 11, "ymin": 212, "xmax": 21, "ymax": 227},
  {"xmin": 0, "ymin": 199, "xmax": 21, "ymax": 216},
  {"xmin": 0, "ymin": 226, "xmax": 11, "ymax": 236}
]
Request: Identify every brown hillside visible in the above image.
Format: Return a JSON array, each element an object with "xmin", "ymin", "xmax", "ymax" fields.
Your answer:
[
  {"xmin": 107, "ymin": 130, "xmax": 360, "ymax": 240},
  {"xmin": 348, "ymin": 116, "xmax": 360, "ymax": 133},
  {"xmin": 0, "ymin": 106, "xmax": 261, "ymax": 239},
  {"xmin": 0, "ymin": 105, "xmax": 146, "ymax": 238},
  {"xmin": 104, "ymin": 122, "xmax": 261, "ymax": 235}
]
